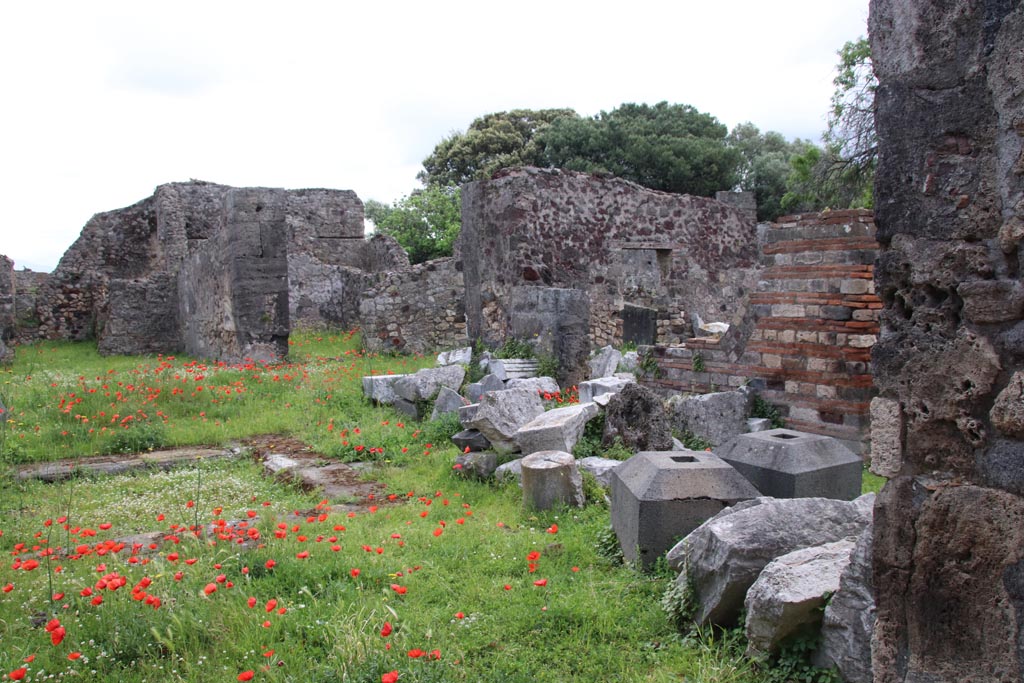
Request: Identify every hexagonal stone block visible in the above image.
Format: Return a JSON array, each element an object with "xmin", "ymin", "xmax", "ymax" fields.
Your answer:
[
  {"xmin": 610, "ymin": 450, "xmax": 759, "ymax": 570},
  {"xmin": 716, "ymin": 429, "xmax": 863, "ymax": 500}
]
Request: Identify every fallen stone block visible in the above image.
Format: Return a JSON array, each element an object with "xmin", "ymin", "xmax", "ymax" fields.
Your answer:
[
  {"xmin": 744, "ymin": 539, "xmax": 857, "ymax": 657},
  {"xmin": 717, "ymin": 429, "xmax": 863, "ymax": 500},
  {"xmin": 454, "ymin": 452, "xmax": 498, "ymax": 480},
  {"xmin": 437, "ymin": 347, "xmax": 472, "ymax": 366},
  {"xmin": 604, "ymin": 383, "xmax": 673, "ymax": 452},
  {"xmin": 495, "ymin": 458, "xmax": 523, "ymax": 485},
  {"xmin": 666, "ymin": 494, "xmax": 874, "ymax": 626},
  {"xmin": 466, "ymin": 388, "xmax": 545, "ymax": 454},
  {"xmin": 458, "ymin": 403, "xmax": 479, "ymax": 428},
  {"xmin": 489, "ymin": 358, "xmax": 538, "ymax": 380},
  {"xmin": 362, "ymin": 374, "xmax": 409, "ymax": 405},
  {"xmin": 451, "ymin": 429, "xmax": 491, "ymax": 453},
  {"xmin": 611, "ymin": 450, "xmax": 759, "ymax": 569},
  {"xmin": 813, "ymin": 526, "xmax": 874, "ymax": 683},
  {"xmin": 668, "ymin": 389, "xmax": 752, "ymax": 447},
  {"xmin": 578, "ymin": 456, "xmax": 623, "ymax": 488},
  {"xmin": 747, "ymin": 417, "xmax": 771, "ymax": 433},
  {"xmin": 515, "ymin": 402, "xmax": 599, "ymax": 455},
  {"xmin": 264, "ymin": 454, "xmax": 301, "ymax": 475},
  {"xmin": 578, "ymin": 376, "xmax": 633, "ymax": 404},
  {"xmin": 619, "ymin": 351, "xmax": 639, "ymax": 373},
  {"xmin": 589, "ymin": 345, "xmax": 623, "ymax": 380},
  {"xmin": 431, "ymin": 387, "xmax": 469, "ymax": 420},
  {"xmin": 465, "ymin": 373, "xmax": 505, "ymax": 403},
  {"xmin": 506, "ymin": 376, "xmax": 560, "ymax": 397},
  {"xmin": 394, "ymin": 365, "xmax": 466, "ymax": 402},
  {"xmin": 521, "ymin": 450, "xmax": 584, "ymax": 509}
]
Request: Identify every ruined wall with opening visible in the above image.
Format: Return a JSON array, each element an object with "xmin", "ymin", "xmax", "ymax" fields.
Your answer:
[
  {"xmin": 645, "ymin": 209, "xmax": 881, "ymax": 452},
  {"xmin": 869, "ymin": 1, "xmax": 1024, "ymax": 680},
  {"xmin": 460, "ymin": 167, "xmax": 761, "ymax": 350}
]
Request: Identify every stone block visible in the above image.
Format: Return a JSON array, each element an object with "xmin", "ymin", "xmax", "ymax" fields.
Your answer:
[
  {"xmin": 457, "ymin": 403, "xmax": 479, "ymax": 428},
  {"xmin": 814, "ymin": 526, "xmax": 874, "ymax": 683},
  {"xmin": 578, "ymin": 456, "xmax": 622, "ymax": 488},
  {"xmin": 437, "ymin": 346, "xmax": 473, "ymax": 366},
  {"xmin": 362, "ymin": 374, "xmax": 409, "ymax": 405},
  {"xmin": 494, "ymin": 458, "xmax": 523, "ymax": 485},
  {"xmin": 393, "ymin": 365, "xmax": 466, "ymax": 402},
  {"xmin": 604, "ymin": 383, "xmax": 673, "ymax": 452},
  {"xmin": 589, "ymin": 345, "xmax": 623, "ymax": 379},
  {"xmin": 451, "ymin": 429, "xmax": 491, "ymax": 453},
  {"xmin": 488, "ymin": 358, "xmax": 538, "ymax": 380},
  {"xmin": 578, "ymin": 376, "xmax": 634, "ymax": 403},
  {"xmin": 515, "ymin": 402, "xmax": 599, "ymax": 455},
  {"xmin": 610, "ymin": 450, "xmax": 760, "ymax": 569},
  {"xmin": 506, "ymin": 376, "xmax": 560, "ymax": 397},
  {"xmin": 454, "ymin": 452, "xmax": 498, "ymax": 480},
  {"xmin": 869, "ymin": 397, "xmax": 903, "ymax": 478},
  {"xmin": 431, "ymin": 387, "xmax": 469, "ymax": 420},
  {"xmin": 466, "ymin": 388, "xmax": 545, "ymax": 454},
  {"xmin": 521, "ymin": 450, "xmax": 584, "ymax": 510},
  {"xmin": 958, "ymin": 280, "xmax": 1024, "ymax": 323},
  {"xmin": 747, "ymin": 418, "xmax": 771, "ymax": 433},
  {"xmin": 465, "ymin": 373, "xmax": 505, "ymax": 403},
  {"xmin": 717, "ymin": 429, "xmax": 863, "ymax": 500},
  {"xmin": 669, "ymin": 389, "xmax": 753, "ymax": 447},
  {"xmin": 744, "ymin": 539, "xmax": 856, "ymax": 657}
]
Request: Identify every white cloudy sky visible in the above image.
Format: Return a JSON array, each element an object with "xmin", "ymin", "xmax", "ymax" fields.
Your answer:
[{"xmin": 0, "ymin": 0, "xmax": 868, "ymax": 272}]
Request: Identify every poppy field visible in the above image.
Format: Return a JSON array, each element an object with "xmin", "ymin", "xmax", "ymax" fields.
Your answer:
[{"xmin": 0, "ymin": 331, "xmax": 779, "ymax": 682}]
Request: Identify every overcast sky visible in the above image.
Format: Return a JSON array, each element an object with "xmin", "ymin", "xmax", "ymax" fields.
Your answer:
[{"xmin": 1, "ymin": 0, "xmax": 868, "ymax": 272}]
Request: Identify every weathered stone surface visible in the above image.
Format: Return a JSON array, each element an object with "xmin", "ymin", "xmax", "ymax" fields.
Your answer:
[
  {"xmin": 451, "ymin": 429, "xmax": 491, "ymax": 453},
  {"xmin": 991, "ymin": 371, "xmax": 1024, "ymax": 439},
  {"xmin": 437, "ymin": 347, "xmax": 472, "ymax": 366},
  {"xmin": 393, "ymin": 365, "xmax": 466, "ymax": 402},
  {"xmin": 362, "ymin": 374, "xmax": 409, "ymax": 405},
  {"xmin": 487, "ymin": 358, "xmax": 538, "ymax": 381},
  {"xmin": 465, "ymin": 373, "xmax": 505, "ymax": 403},
  {"xmin": 264, "ymin": 453, "xmax": 301, "ymax": 475},
  {"xmin": 668, "ymin": 389, "xmax": 752, "ymax": 447},
  {"xmin": 744, "ymin": 539, "xmax": 856, "ymax": 657},
  {"xmin": 589, "ymin": 345, "xmax": 623, "ymax": 380},
  {"xmin": 466, "ymin": 388, "xmax": 545, "ymax": 454},
  {"xmin": 612, "ymin": 450, "xmax": 760, "ymax": 569},
  {"xmin": 515, "ymin": 402, "xmax": 599, "ymax": 455},
  {"xmin": 603, "ymin": 383, "xmax": 673, "ymax": 452},
  {"xmin": 521, "ymin": 450, "xmax": 584, "ymax": 510},
  {"xmin": 667, "ymin": 494, "xmax": 874, "ymax": 625},
  {"xmin": 870, "ymin": 397, "xmax": 903, "ymax": 478},
  {"xmin": 454, "ymin": 451, "xmax": 498, "ymax": 480},
  {"xmin": 578, "ymin": 456, "xmax": 622, "ymax": 488},
  {"xmin": 717, "ymin": 429, "xmax": 863, "ymax": 500},
  {"xmin": 506, "ymin": 376, "xmax": 560, "ymax": 397},
  {"xmin": 619, "ymin": 350, "xmax": 639, "ymax": 373},
  {"xmin": 391, "ymin": 398, "xmax": 420, "ymax": 420},
  {"xmin": 494, "ymin": 458, "xmax": 523, "ymax": 485},
  {"xmin": 814, "ymin": 526, "xmax": 874, "ymax": 683},
  {"xmin": 578, "ymin": 376, "xmax": 633, "ymax": 404},
  {"xmin": 870, "ymin": 0, "xmax": 1024, "ymax": 678},
  {"xmin": 507, "ymin": 286, "xmax": 591, "ymax": 387},
  {"xmin": 431, "ymin": 387, "xmax": 469, "ymax": 420},
  {"xmin": 746, "ymin": 418, "xmax": 770, "ymax": 433},
  {"xmin": 457, "ymin": 403, "xmax": 479, "ymax": 428}
]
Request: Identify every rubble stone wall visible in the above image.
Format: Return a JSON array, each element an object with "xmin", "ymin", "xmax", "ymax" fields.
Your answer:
[
  {"xmin": 460, "ymin": 167, "xmax": 761, "ymax": 349},
  {"xmin": 359, "ymin": 257, "xmax": 466, "ymax": 353},
  {"xmin": 646, "ymin": 209, "xmax": 881, "ymax": 453},
  {"xmin": 869, "ymin": 1, "xmax": 1024, "ymax": 681},
  {"xmin": 0, "ymin": 256, "xmax": 14, "ymax": 340}
]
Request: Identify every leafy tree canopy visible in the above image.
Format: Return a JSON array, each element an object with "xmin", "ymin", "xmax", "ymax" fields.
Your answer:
[
  {"xmin": 418, "ymin": 109, "xmax": 578, "ymax": 187},
  {"xmin": 727, "ymin": 122, "xmax": 814, "ymax": 222},
  {"xmin": 540, "ymin": 101, "xmax": 740, "ymax": 197},
  {"xmin": 365, "ymin": 185, "xmax": 461, "ymax": 264}
]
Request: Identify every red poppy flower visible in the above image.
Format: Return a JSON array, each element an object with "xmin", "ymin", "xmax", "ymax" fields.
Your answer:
[
  {"xmin": 381, "ymin": 672, "xmax": 398, "ymax": 683},
  {"xmin": 407, "ymin": 649, "xmax": 425, "ymax": 659},
  {"xmin": 265, "ymin": 599, "xmax": 277, "ymax": 612},
  {"xmin": 390, "ymin": 584, "xmax": 407, "ymax": 595},
  {"xmin": 533, "ymin": 578, "xmax": 548, "ymax": 587},
  {"xmin": 454, "ymin": 612, "xmax": 465, "ymax": 619},
  {"xmin": 203, "ymin": 583, "xmax": 217, "ymax": 595},
  {"xmin": 350, "ymin": 568, "xmax": 360, "ymax": 578},
  {"xmin": 9, "ymin": 668, "xmax": 27, "ymax": 681},
  {"xmin": 380, "ymin": 621, "xmax": 393, "ymax": 637},
  {"xmin": 67, "ymin": 653, "xmax": 81, "ymax": 661},
  {"xmin": 237, "ymin": 671, "xmax": 254, "ymax": 681},
  {"xmin": 526, "ymin": 551, "xmax": 541, "ymax": 561}
]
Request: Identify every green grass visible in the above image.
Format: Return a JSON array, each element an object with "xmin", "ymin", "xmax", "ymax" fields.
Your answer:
[{"xmin": 0, "ymin": 331, "xmax": 881, "ymax": 682}]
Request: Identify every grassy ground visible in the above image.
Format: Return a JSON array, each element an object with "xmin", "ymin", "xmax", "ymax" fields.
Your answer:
[{"xmin": 0, "ymin": 331, "xmax": 877, "ymax": 682}]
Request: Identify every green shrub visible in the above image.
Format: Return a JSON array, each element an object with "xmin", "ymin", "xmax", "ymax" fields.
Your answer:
[
  {"xmin": 751, "ymin": 394, "xmax": 785, "ymax": 429},
  {"xmin": 495, "ymin": 337, "xmax": 536, "ymax": 359}
]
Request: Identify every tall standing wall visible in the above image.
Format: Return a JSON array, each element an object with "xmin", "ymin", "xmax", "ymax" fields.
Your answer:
[{"xmin": 869, "ymin": 1, "xmax": 1024, "ymax": 681}]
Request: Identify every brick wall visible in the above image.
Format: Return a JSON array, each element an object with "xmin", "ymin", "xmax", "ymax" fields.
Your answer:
[{"xmin": 645, "ymin": 209, "xmax": 880, "ymax": 452}]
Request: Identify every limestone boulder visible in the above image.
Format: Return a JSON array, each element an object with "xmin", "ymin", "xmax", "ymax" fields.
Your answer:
[
  {"xmin": 814, "ymin": 526, "xmax": 875, "ymax": 683},
  {"xmin": 603, "ymin": 383, "xmax": 673, "ymax": 452},
  {"xmin": 619, "ymin": 350, "xmax": 639, "ymax": 373},
  {"xmin": 454, "ymin": 452, "xmax": 498, "ymax": 480},
  {"xmin": 521, "ymin": 450, "xmax": 584, "ymax": 509},
  {"xmin": 744, "ymin": 539, "xmax": 857, "ymax": 657},
  {"xmin": 457, "ymin": 403, "xmax": 479, "ymax": 428},
  {"xmin": 362, "ymin": 374, "xmax": 409, "ymax": 405},
  {"xmin": 393, "ymin": 365, "xmax": 466, "ymax": 402},
  {"xmin": 437, "ymin": 347, "xmax": 472, "ymax": 366},
  {"xmin": 494, "ymin": 458, "xmax": 523, "ymax": 485},
  {"xmin": 589, "ymin": 345, "xmax": 622, "ymax": 380},
  {"xmin": 506, "ymin": 376, "xmax": 560, "ymax": 397},
  {"xmin": 466, "ymin": 388, "xmax": 545, "ymax": 454},
  {"xmin": 451, "ymin": 429, "xmax": 491, "ymax": 453},
  {"xmin": 668, "ymin": 389, "xmax": 752, "ymax": 447},
  {"xmin": 431, "ymin": 387, "xmax": 469, "ymax": 420},
  {"xmin": 515, "ymin": 402, "xmax": 599, "ymax": 455},
  {"xmin": 465, "ymin": 373, "xmax": 505, "ymax": 403},
  {"xmin": 578, "ymin": 456, "xmax": 622, "ymax": 488},
  {"xmin": 578, "ymin": 376, "xmax": 633, "ymax": 404},
  {"xmin": 667, "ymin": 494, "xmax": 874, "ymax": 626}
]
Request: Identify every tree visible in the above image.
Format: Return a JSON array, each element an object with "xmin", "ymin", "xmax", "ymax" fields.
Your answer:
[
  {"xmin": 418, "ymin": 109, "xmax": 578, "ymax": 187},
  {"xmin": 727, "ymin": 122, "xmax": 813, "ymax": 222},
  {"xmin": 538, "ymin": 102, "xmax": 740, "ymax": 197},
  {"xmin": 365, "ymin": 186, "xmax": 461, "ymax": 264}
]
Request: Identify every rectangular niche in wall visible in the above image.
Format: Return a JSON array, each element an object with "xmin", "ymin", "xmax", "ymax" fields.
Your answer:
[{"xmin": 622, "ymin": 304, "xmax": 658, "ymax": 346}]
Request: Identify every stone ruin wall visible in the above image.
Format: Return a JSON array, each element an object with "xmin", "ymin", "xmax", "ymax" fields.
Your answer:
[
  {"xmin": 0, "ymin": 255, "xmax": 14, "ymax": 340},
  {"xmin": 646, "ymin": 209, "xmax": 881, "ymax": 453},
  {"xmin": 460, "ymin": 167, "xmax": 762, "ymax": 350},
  {"xmin": 869, "ymin": 1, "xmax": 1024, "ymax": 681}
]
